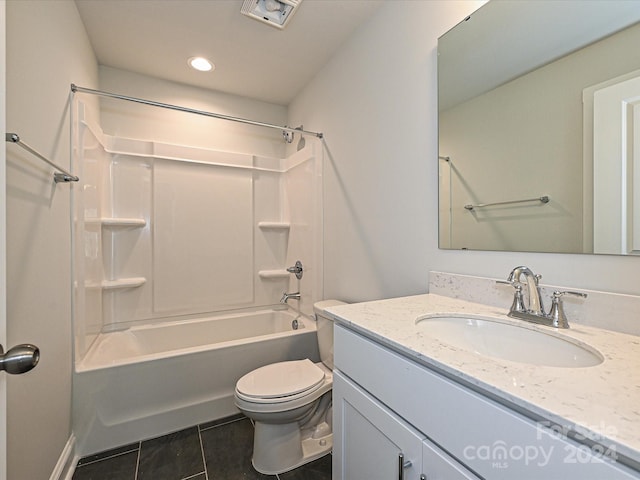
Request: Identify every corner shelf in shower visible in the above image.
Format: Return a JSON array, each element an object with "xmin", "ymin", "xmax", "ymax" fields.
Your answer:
[
  {"xmin": 83, "ymin": 277, "xmax": 147, "ymax": 290},
  {"xmin": 81, "ymin": 218, "xmax": 147, "ymax": 294},
  {"xmin": 258, "ymin": 270, "xmax": 290, "ymax": 279},
  {"xmin": 102, "ymin": 217, "xmax": 147, "ymax": 228},
  {"xmin": 101, "ymin": 277, "xmax": 147, "ymax": 290},
  {"xmin": 257, "ymin": 221, "xmax": 290, "ymax": 230},
  {"xmin": 85, "ymin": 217, "xmax": 147, "ymax": 228}
]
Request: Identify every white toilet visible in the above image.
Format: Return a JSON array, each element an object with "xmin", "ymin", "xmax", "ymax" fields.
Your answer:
[{"xmin": 234, "ymin": 300, "xmax": 344, "ymax": 475}]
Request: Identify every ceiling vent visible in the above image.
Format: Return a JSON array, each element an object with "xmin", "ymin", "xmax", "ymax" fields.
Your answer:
[{"xmin": 240, "ymin": 0, "xmax": 302, "ymax": 30}]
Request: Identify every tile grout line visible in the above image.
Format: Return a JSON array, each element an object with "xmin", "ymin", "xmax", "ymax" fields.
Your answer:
[
  {"xmin": 133, "ymin": 441, "xmax": 142, "ymax": 480},
  {"xmin": 197, "ymin": 424, "xmax": 210, "ymax": 480},
  {"xmin": 199, "ymin": 415, "xmax": 246, "ymax": 432},
  {"xmin": 182, "ymin": 473, "xmax": 206, "ymax": 480}
]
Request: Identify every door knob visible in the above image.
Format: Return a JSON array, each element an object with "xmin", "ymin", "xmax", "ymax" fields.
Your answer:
[{"xmin": 0, "ymin": 343, "xmax": 40, "ymax": 374}]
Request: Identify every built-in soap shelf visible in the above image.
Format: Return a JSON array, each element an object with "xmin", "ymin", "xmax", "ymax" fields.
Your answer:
[
  {"xmin": 258, "ymin": 221, "xmax": 290, "ymax": 230},
  {"xmin": 257, "ymin": 222, "xmax": 290, "ymax": 280},
  {"xmin": 83, "ymin": 218, "xmax": 147, "ymax": 292},
  {"xmin": 86, "ymin": 217, "xmax": 147, "ymax": 228},
  {"xmin": 101, "ymin": 277, "xmax": 147, "ymax": 290},
  {"xmin": 85, "ymin": 277, "xmax": 147, "ymax": 290},
  {"xmin": 258, "ymin": 270, "xmax": 290, "ymax": 279}
]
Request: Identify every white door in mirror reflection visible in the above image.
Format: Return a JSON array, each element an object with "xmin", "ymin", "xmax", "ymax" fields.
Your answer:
[{"xmin": 592, "ymin": 70, "xmax": 640, "ymax": 255}]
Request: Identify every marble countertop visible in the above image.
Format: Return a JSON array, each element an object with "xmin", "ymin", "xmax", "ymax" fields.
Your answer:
[{"xmin": 326, "ymin": 294, "xmax": 640, "ymax": 469}]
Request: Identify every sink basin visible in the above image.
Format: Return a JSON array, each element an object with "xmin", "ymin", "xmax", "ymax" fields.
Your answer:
[{"xmin": 416, "ymin": 314, "xmax": 603, "ymax": 368}]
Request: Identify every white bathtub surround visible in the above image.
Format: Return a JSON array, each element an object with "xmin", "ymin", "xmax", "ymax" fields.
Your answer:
[
  {"xmin": 70, "ymin": 96, "xmax": 324, "ymax": 457},
  {"xmin": 74, "ymin": 94, "xmax": 322, "ymax": 338},
  {"xmin": 73, "ymin": 307, "xmax": 319, "ymax": 457},
  {"xmin": 326, "ymin": 294, "xmax": 640, "ymax": 473},
  {"xmin": 71, "ymin": 98, "xmax": 323, "ymax": 354},
  {"xmin": 429, "ymin": 270, "xmax": 640, "ymax": 336}
]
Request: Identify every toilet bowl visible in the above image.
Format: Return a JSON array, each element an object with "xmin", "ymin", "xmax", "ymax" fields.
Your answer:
[{"xmin": 234, "ymin": 300, "xmax": 344, "ymax": 475}]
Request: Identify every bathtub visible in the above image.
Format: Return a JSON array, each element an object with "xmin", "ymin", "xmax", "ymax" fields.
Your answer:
[{"xmin": 73, "ymin": 307, "xmax": 320, "ymax": 456}]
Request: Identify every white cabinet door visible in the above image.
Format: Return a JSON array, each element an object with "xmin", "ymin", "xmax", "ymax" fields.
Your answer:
[{"xmin": 333, "ymin": 371, "xmax": 424, "ymax": 480}]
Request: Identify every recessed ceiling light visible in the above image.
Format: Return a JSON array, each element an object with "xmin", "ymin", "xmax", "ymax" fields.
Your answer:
[{"xmin": 188, "ymin": 57, "xmax": 214, "ymax": 72}]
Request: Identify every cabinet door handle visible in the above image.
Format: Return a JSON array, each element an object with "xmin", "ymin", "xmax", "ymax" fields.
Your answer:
[{"xmin": 398, "ymin": 453, "xmax": 412, "ymax": 480}]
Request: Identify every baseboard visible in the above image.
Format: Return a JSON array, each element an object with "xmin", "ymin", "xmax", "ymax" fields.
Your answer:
[{"xmin": 49, "ymin": 434, "xmax": 78, "ymax": 480}]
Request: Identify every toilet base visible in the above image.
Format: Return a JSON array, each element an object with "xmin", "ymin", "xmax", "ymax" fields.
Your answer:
[{"xmin": 252, "ymin": 420, "xmax": 333, "ymax": 475}]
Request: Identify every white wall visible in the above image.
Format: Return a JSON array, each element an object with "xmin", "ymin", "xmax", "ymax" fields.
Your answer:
[
  {"xmin": 5, "ymin": 1, "xmax": 98, "ymax": 478},
  {"xmin": 289, "ymin": 0, "xmax": 640, "ymax": 303},
  {"xmin": 98, "ymin": 66, "xmax": 288, "ymax": 158}
]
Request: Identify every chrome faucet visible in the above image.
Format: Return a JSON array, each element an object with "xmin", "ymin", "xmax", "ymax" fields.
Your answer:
[
  {"xmin": 280, "ymin": 291, "xmax": 301, "ymax": 304},
  {"xmin": 498, "ymin": 266, "xmax": 587, "ymax": 328},
  {"xmin": 507, "ymin": 266, "xmax": 544, "ymax": 315}
]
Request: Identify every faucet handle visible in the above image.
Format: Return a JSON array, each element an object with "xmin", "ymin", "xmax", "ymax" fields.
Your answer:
[
  {"xmin": 286, "ymin": 260, "xmax": 304, "ymax": 279},
  {"xmin": 496, "ymin": 279, "xmax": 525, "ymax": 290},
  {"xmin": 547, "ymin": 290, "xmax": 587, "ymax": 329},
  {"xmin": 552, "ymin": 290, "xmax": 587, "ymax": 300},
  {"xmin": 496, "ymin": 280, "xmax": 526, "ymax": 313}
]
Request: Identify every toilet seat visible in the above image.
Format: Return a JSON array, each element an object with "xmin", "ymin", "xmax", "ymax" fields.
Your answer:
[{"xmin": 235, "ymin": 359, "xmax": 326, "ymax": 404}]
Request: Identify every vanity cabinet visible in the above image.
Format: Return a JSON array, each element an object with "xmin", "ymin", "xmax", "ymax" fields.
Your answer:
[
  {"xmin": 333, "ymin": 324, "xmax": 640, "ymax": 480},
  {"xmin": 334, "ymin": 370, "xmax": 477, "ymax": 479}
]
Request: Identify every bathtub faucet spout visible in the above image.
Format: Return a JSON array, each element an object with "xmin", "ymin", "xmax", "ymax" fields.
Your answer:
[{"xmin": 280, "ymin": 291, "xmax": 301, "ymax": 304}]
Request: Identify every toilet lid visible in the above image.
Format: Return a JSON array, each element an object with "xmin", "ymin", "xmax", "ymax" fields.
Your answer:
[{"xmin": 236, "ymin": 359, "xmax": 325, "ymax": 399}]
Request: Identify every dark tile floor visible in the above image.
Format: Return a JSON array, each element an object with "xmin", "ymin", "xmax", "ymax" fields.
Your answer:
[{"xmin": 72, "ymin": 414, "xmax": 332, "ymax": 480}]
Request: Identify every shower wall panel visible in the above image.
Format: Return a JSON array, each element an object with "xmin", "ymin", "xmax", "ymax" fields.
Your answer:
[
  {"xmin": 253, "ymin": 167, "xmax": 290, "ymax": 305},
  {"xmin": 283, "ymin": 140, "xmax": 324, "ymax": 316},
  {"xmin": 73, "ymin": 114, "xmax": 110, "ymax": 359},
  {"xmin": 153, "ymin": 160, "xmax": 254, "ymax": 314},
  {"xmin": 104, "ymin": 156, "xmax": 152, "ymax": 326}
]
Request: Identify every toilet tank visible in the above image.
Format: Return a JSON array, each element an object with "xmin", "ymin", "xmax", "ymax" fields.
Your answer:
[{"xmin": 313, "ymin": 300, "xmax": 346, "ymax": 370}]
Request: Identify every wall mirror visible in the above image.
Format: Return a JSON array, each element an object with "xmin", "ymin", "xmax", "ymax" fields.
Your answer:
[{"xmin": 438, "ymin": 0, "xmax": 640, "ymax": 255}]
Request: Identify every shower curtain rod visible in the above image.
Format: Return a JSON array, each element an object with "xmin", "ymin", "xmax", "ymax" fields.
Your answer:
[{"xmin": 71, "ymin": 84, "xmax": 324, "ymax": 139}]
